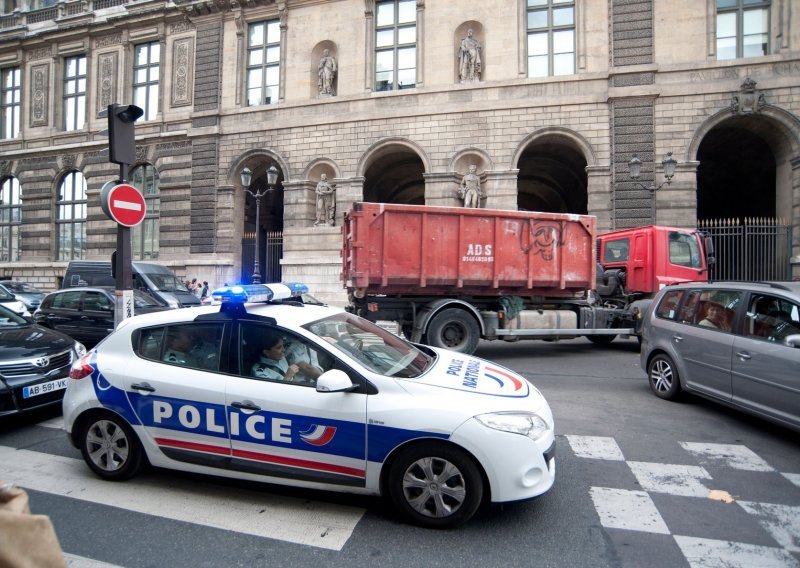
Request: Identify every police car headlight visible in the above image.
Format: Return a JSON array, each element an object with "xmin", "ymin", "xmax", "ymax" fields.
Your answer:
[{"xmin": 475, "ymin": 412, "xmax": 550, "ymax": 441}]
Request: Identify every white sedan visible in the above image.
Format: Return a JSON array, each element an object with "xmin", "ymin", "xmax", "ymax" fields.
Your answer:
[{"xmin": 63, "ymin": 283, "xmax": 555, "ymax": 528}]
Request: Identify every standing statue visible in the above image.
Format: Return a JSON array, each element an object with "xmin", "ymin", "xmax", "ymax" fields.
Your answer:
[
  {"xmin": 314, "ymin": 173, "xmax": 336, "ymax": 226},
  {"xmin": 458, "ymin": 29, "xmax": 481, "ymax": 83},
  {"xmin": 456, "ymin": 164, "xmax": 483, "ymax": 208},
  {"xmin": 318, "ymin": 49, "xmax": 337, "ymax": 96}
]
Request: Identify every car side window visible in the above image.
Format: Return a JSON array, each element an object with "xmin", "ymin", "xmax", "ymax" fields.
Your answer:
[
  {"xmin": 83, "ymin": 292, "xmax": 111, "ymax": 311},
  {"xmin": 692, "ymin": 290, "xmax": 741, "ymax": 332},
  {"xmin": 135, "ymin": 324, "xmax": 224, "ymax": 371},
  {"xmin": 679, "ymin": 291, "xmax": 701, "ymax": 324},
  {"xmin": 655, "ymin": 290, "xmax": 684, "ymax": 320},
  {"xmin": 745, "ymin": 294, "xmax": 800, "ymax": 344},
  {"xmin": 51, "ymin": 291, "xmax": 82, "ymax": 311},
  {"xmin": 239, "ymin": 322, "xmax": 332, "ymax": 387}
]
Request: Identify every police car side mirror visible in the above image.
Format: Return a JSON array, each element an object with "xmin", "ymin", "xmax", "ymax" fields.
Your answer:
[
  {"xmin": 316, "ymin": 369, "xmax": 358, "ymax": 393},
  {"xmin": 785, "ymin": 334, "xmax": 800, "ymax": 349}
]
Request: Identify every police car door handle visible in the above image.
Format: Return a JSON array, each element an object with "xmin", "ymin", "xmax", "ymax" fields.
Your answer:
[
  {"xmin": 672, "ymin": 334, "xmax": 683, "ymax": 343},
  {"xmin": 231, "ymin": 400, "xmax": 261, "ymax": 412},
  {"xmin": 735, "ymin": 351, "xmax": 752, "ymax": 361},
  {"xmin": 130, "ymin": 382, "xmax": 156, "ymax": 393}
]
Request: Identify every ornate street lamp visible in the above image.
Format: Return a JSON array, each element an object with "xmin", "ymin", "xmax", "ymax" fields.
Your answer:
[
  {"xmin": 627, "ymin": 152, "xmax": 678, "ymax": 192},
  {"xmin": 241, "ymin": 165, "xmax": 279, "ymax": 284}
]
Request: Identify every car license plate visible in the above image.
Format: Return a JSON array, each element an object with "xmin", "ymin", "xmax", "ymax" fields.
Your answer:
[{"xmin": 22, "ymin": 378, "xmax": 68, "ymax": 399}]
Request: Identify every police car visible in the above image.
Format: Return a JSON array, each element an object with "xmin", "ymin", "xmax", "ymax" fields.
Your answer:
[{"xmin": 63, "ymin": 283, "xmax": 556, "ymax": 528}]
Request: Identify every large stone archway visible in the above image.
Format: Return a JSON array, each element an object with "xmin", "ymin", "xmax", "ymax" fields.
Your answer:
[{"xmin": 357, "ymin": 137, "xmax": 430, "ymax": 205}]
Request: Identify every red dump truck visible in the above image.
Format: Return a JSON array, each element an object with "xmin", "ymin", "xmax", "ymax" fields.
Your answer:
[{"xmin": 342, "ymin": 202, "xmax": 712, "ymax": 354}]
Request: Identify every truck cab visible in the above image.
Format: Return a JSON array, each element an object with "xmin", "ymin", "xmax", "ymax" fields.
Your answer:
[{"xmin": 596, "ymin": 226, "xmax": 710, "ymax": 299}]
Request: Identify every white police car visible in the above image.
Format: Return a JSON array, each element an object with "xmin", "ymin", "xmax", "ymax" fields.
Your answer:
[{"xmin": 63, "ymin": 283, "xmax": 555, "ymax": 528}]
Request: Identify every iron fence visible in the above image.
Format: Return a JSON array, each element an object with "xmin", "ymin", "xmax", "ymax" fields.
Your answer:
[
  {"xmin": 698, "ymin": 218, "xmax": 793, "ymax": 282},
  {"xmin": 241, "ymin": 230, "xmax": 283, "ymax": 284}
]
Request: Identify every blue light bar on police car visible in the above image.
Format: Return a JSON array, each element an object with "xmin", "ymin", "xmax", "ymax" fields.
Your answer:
[{"xmin": 211, "ymin": 282, "xmax": 309, "ymax": 304}]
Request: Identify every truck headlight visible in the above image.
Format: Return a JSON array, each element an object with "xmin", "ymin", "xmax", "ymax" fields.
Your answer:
[{"xmin": 475, "ymin": 412, "xmax": 550, "ymax": 441}]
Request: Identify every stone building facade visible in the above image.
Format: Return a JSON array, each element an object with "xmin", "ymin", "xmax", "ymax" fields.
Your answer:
[{"xmin": 1, "ymin": 0, "xmax": 799, "ymax": 304}]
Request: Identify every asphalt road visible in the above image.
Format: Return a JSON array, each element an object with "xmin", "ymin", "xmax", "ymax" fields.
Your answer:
[{"xmin": 1, "ymin": 337, "xmax": 798, "ymax": 568}]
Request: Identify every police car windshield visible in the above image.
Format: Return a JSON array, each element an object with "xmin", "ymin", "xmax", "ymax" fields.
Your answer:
[{"xmin": 305, "ymin": 313, "xmax": 432, "ymax": 378}]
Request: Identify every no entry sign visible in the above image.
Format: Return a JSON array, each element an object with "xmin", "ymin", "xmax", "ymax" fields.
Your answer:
[{"xmin": 100, "ymin": 182, "xmax": 147, "ymax": 227}]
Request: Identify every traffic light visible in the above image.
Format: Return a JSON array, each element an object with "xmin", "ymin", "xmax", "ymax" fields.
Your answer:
[{"xmin": 99, "ymin": 104, "xmax": 144, "ymax": 166}]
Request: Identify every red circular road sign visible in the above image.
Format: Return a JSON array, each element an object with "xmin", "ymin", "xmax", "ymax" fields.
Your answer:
[{"xmin": 104, "ymin": 183, "xmax": 146, "ymax": 227}]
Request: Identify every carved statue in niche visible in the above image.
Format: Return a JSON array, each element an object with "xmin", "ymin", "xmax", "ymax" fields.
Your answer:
[
  {"xmin": 456, "ymin": 164, "xmax": 483, "ymax": 208},
  {"xmin": 314, "ymin": 173, "xmax": 336, "ymax": 226},
  {"xmin": 458, "ymin": 29, "xmax": 481, "ymax": 83},
  {"xmin": 318, "ymin": 49, "xmax": 337, "ymax": 96}
]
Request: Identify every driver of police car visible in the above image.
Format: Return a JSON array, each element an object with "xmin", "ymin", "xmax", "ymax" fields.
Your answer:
[{"xmin": 252, "ymin": 332, "xmax": 322, "ymax": 383}]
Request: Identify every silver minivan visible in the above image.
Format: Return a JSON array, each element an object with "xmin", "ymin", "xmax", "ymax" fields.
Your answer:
[{"xmin": 640, "ymin": 281, "xmax": 800, "ymax": 432}]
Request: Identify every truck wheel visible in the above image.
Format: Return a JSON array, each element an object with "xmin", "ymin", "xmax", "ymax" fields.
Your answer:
[
  {"xmin": 388, "ymin": 442, "xmax": 483, "ymax": 528},
  {"xmin": 426, "ymin": 309, "xmax": 480, "ymax": 354},
  {"xmin": 587, "ymin": 335, "xmax": 616, "ymax": 345}
]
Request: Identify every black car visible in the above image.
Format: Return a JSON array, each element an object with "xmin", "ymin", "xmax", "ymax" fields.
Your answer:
[
  {"xmin": 34, "ymin": 286, "xmax": 170, "ymax": 348},
  {"xmin": 0, "ymin": 303, "xmax": 86, "ymax": 417}
]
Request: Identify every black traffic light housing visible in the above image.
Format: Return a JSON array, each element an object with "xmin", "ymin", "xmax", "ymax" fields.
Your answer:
[{"xmin": 99, "ymin": 104, "xmax": 144, "ymax": 166}]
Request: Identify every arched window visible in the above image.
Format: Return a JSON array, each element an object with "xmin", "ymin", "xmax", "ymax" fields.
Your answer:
[
  {"xmin": 56, "ymin": 170, "xmax": 87, "ymax": 260},
  {"xmin": 130, "ymin": 163, "xmax": 160, "ymax": 260},
  {"xmin": 0, "ymin": 176, "xmax": 21, "ymax": 262}
]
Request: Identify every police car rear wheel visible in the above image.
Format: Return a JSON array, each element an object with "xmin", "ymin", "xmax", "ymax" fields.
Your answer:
[
  {"xmin": 388, "ymin": 443, "xmax": 483, "ymax": 528},
  {"xmin": 80, "ymin": 412, "xmax": 145, "ymax": 481}
]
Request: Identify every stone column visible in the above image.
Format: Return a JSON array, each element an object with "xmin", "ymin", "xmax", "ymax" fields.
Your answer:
[
  {"xmin": 423, "ymin": 172, "xmax": 459, "ymax": 207},
  {"xmin": 483, "ymin": 169, "xmax": 519, "ymax": 210},
  {"xmin": 282, "ymin": 180, "xmax": 315, "ymax": 229},
  {"xmin": 586, "ymin": 165, "xmax": 612, "ymax": 233}
]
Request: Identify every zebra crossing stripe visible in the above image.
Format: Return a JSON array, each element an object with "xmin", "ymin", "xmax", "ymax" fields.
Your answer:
[
  {"xmin": 0, "ymin": 445, "xmax": 364, "ymax": 551},
  {"xmin": 738, "ymin": 501, "xmax": 800, "ymax": 553},
  {"xmin": 679, "ymin": 442, "xmax": 775, "ymax": 472},
  {"xmin": 673, "ymin": 536, "xmax": 799, "ymax": 568},
  {"xmin": 65, "ymin": 553, "xmax": 124, "ymax": 568},
  {"xmin": 627, "ymin": 461, "xmax": 712, "ymax": 497},
  {"xmin": 589, "ymin": 487, "xmax": 670, "ymax": 534},
  {"xmin": 565, "ymin": 435, "xmax": 625, "ymax": 461}
]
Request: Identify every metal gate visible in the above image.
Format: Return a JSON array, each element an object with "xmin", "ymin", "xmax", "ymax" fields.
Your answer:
[
  {"xmin": 241, "ymin": 230, "xmax": 283, "ymax": 284},
  {"xmin": 698, "ymin": 218, "xmax": 793, "ymax": 282}
]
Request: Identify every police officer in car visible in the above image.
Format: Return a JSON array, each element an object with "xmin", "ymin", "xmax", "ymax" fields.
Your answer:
[
  {"xmin": 163, "ymin": 328, "xmax": 202, "ymax": 367},
  {"xmin": 252, "ymin": 332, "xmax": 321, "ymax": 383}
]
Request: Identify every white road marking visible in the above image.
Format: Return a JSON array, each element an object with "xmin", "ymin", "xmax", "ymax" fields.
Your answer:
[
  {"xmin": 37, "ymin": 416, "xmax": 65, "ymax": 430},
  {"xmin": 0, "ymin": 445, "xmax": 364, "ymax": 551},
  {"xmin": 783, "ymin": 473, "xmax": 800, "ymax": 488},
  {"xmin": 674, "ymin": 536, "xmax": 799, "ymax": 568},
  {"xmin": 589, "ymin": 487, "xmax": 669, "ymax": 534},
  {"xmin": 65, "ymin": 553, "xmax": 124, "ymax": 568},
  {"xmin": 738, "ymin": 501, "xmax": 800, "ymax": 553},
  {"xmin": 679, "ymin": 442, "xmax": 774, "ymax": 472},
  {"xmin": 565, "ymin": 435, "xmax": 625, "ymax": 461},
  {"xmin": 627, "ymin": 461, "xmax": 712, "ymax": 497}
]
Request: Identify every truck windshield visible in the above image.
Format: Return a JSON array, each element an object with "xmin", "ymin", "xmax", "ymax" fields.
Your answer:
[
  {"xmin": 305, "ymin": 313, "xmax": 433, "ymax": 378},
  {"xmin": 669, "ymin": 232, "xmax": 703, "ymax": 269},
  {"xmin": 141, "ymin": 273, "xmax": 190, "ymax": 293}
]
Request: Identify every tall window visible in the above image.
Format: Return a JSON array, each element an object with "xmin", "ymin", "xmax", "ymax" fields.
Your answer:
[
  {"xmin": 0, "ymin": 176, "xmax": 21, "ymax": 262},
  {"xmin": 247, "ymin": 20, "xmax": 281, "ymax": 106},
  {"xmin": 63, "ymin": 55, "xmax": 86, "ymax": 131},
  {"xmin": 527, "ymin": 0, "xmax": 575, "ymax": 78},
  {"xmin": 56, "ymin": 170, "xmax": 87, "ymax": 260},
  {"xmin": 133, "ymin": 42, "xmax": 160, "ymax": 120},
  {"xmin": 130, "ymin": 164, "xmax": 160, "ymax": 260},
  {"xmin": 717, "ymin": 0, "xmax": 770, "ymax": 60},
  {"xmin": 1, "ymin": 67, "xmax": 21, "ymax": 139},
  {"xmin": 375, "ymin": 0, "xmax": 416, "ymax": 91}
]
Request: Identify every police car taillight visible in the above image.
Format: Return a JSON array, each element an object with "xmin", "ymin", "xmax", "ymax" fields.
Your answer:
[{"xmin": 69, "ymin": 354, "xmax": 94, "ymax": 380}]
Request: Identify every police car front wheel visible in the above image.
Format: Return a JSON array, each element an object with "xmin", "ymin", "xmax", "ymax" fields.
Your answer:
[
  {"xmin": 79, "ymin": 412, "xmax": 146, "ymax": 481},
  {"xmin": 388, "ymin": 442, "xmax": 483, "ymax": 528}
]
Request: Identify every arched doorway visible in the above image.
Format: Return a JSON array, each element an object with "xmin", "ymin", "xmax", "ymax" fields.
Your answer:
[
  {"xmin": 362, "ymin": 143, "xmax": 426, "ymax": 205},
  {"xmin": 516, "ymin": 134, "xmax": 588, "ymax": 214},
  {"xmin": 240, "ymin": 161, "xmax": 285, "ymax": 284}
]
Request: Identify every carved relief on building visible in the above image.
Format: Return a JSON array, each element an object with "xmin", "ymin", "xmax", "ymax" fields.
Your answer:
[
  {"xmin": 0, "ymin": 160, "xmax": 10, "ymax": 176},
  {"xmin": 95, "ymin": 34, "xmax": 122, "ymax": 49},
  {"xmin": 30, "ymin": 64, "xmax": 49, "ymax": 127},
  {"xmin": 97, "ymin": 52, "xmax": 118, "ymax": 115},
  {"xmin": 731, "ymin": 77, "xmax": 767, "ymax": 116},
  {"xmin": 169, "ymin": 20, "xmax": 195, "ymax": 34},
  {"xmin": 27, "ymin": 47, "xmax": 52, "ymax": 61},
  {"xmin": 61, "ymin": 154, "xmax": 76, "ymax": 170},
  {"xmin": 136, "ymin": 145, "xmax": 149, "ymax": 163},
  {"xmin": 171, "ymin": 37, "xmax": 194, "ymax": 107}
]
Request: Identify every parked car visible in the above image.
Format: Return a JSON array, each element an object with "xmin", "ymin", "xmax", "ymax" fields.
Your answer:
[
  {"xmin": 63, "ymin": 283, "xmax": 556, "ymax": 528},
  {"xmin": 0, "ymin": 303, "xmax": 86, "ymax": 418},
  {"xmin": 0, "ymin": 280, "xmax": 46, "ymax": 311},
  {"xmin": 641, "ymin": 281, "xmax": 800, "ymax": 432},
  {"xmin": 33, "ymin": 287, "xmax": 169, "ymax": 348},
  {"xmin": 0, "ymin": 285, "xmax": 29, "ymax": 317}
]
